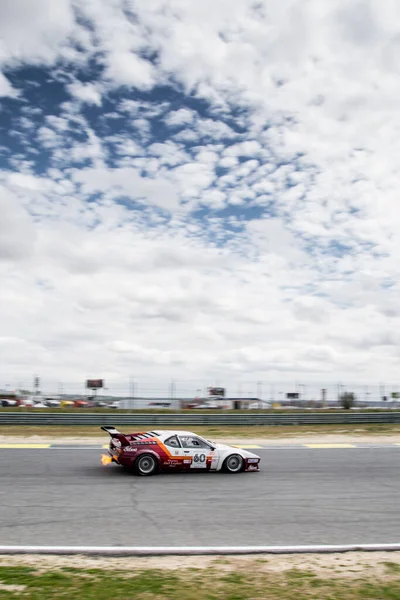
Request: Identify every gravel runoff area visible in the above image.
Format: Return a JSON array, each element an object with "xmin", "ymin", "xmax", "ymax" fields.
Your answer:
[{"xmin": 1, "ymin": 551, "xmax": 400, "ymax": 576}]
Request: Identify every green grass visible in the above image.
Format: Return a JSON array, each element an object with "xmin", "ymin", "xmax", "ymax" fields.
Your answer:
[
  {"xmin": 0, "ymin": 565, "xmax": 400, "ymax": 600},
  {"xmin": 1, "ymin": 423, "xmax": 400, "ymax": 439},
  {"xmin": 384, "ymin": 562, "xmax": 400, "ymax": 574}
]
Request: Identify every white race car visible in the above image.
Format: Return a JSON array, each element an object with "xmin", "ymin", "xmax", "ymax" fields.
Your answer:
[{"xmin": 101, "ymin": 427, "xmax": 261, "ymax": 476}]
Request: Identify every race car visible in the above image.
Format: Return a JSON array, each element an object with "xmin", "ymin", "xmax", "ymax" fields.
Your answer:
[{"xmin": 100, "ymin": 426, "xmax": 260, "ymax": 476}]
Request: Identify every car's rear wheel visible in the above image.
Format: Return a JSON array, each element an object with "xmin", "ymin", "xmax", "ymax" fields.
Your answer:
[
  {"xmin": 134, "ymin": 454, "xmax": 158, "ymax": 476},
  {"xmin": 223, "ymin": 454, "xmax": 244, "ymax": 473}
]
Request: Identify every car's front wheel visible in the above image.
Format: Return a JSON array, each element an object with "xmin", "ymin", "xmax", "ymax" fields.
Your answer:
[
  {"xmin": 134, "ymin": 454, "xmax": 158, "ymax": 476},
  {"xmin": 223, "ymin": 454, "xmax": 244, "ymax": 473}
]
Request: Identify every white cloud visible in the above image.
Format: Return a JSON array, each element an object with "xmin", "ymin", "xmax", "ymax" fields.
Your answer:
[
  {"xmin": 223, "ymin": 141, "xmax": 263, "ymax": 158},
  {"xmin": 69, "ymin": 130, "xmax": 106, "ymax": 165},
  {"xmin": 0, "ymin": 0, "xmax": 75, "ymax": 66},
  {"xmin": 37, "ymin": 126, "xmax": 61, "ymax": 149},
  {"xmin": 2, "ymin": 0, "xmax": 400, "ymax": 388},
  {"xmin": 2, "ymin": 175, "xmax": 400, "ymax": 388},
  {"xmin": 199, "ymin": 189, "xmax": 226, "ymax": 209},
  {"xmin": 0, "ymin": 72, "xmax": 15, "ymax": 97},
  {"xmin": 164, "ymin": 108, "xmax": 196, "ymax": 127},
  {"xmin": 105, "ymin": 52, "xmax": 155, "ymax": 89},
  {"xmin": 168, "ymin": 162, "xmax": 215, "ymax": 199},
  {"xmin": 218, "ymin": 156, "xmax": 238, "ymax": 168},
  {"xmin": 148, "ymin": 142, "xmax": 189, "ymax": 167},
  {"xmin": 73, "ymin": 166, "xmax": 180, "ymax": 212},
  {"xmin": 0, "ymin": 187, "xmax": 36, "ymax": 261},
  {"xmin": 7, "ymin": 173, "xmax": 50, "ymax": 192},
  {"xmin": 45, "ymin": 116, "xmax": 69, "ymax": 131},
  {"xmin": 196, "ymin": 118, "xmax": 237, "ymax": 140},
  {"xmin": 172, "ymin": 129, "xmax": 200, "ymax": 144},
  {"xmin": 67, "ymin": 82, "xmax": 102, "ymax": 106}
]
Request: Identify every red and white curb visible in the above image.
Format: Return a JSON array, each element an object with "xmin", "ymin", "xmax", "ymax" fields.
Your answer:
[{"xmin": 1, "ymin": 544, "xmax": 400, "ymax": 555}]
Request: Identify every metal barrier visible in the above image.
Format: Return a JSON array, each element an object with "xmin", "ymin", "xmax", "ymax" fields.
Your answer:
[{"xmin": 1, "ymin": 412, "xmax": 400, "ymax": 426}]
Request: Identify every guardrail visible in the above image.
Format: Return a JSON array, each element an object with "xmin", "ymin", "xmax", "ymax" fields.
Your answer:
[{"xmin": 1, "ymin": 412, "xmax": 400, "ymax": 425}]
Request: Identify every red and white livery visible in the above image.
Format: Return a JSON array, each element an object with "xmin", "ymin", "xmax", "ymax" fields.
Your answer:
[{"xmin": 101, "ymin": 426, "xmax": 260, "ymax": 476}]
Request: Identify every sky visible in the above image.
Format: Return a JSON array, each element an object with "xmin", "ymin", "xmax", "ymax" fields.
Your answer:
[{"xmin": 1, "ymin": 0, "xmax": 400, "ymax": 392}]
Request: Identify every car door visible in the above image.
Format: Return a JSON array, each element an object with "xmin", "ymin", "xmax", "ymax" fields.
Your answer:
[
  {"xmin": 177, "ymin": 435, "xmax": 217, "ymax": 471},
  {"xmin": 161, "ymin": 435, "xmax": 187, "ymax": 470}
]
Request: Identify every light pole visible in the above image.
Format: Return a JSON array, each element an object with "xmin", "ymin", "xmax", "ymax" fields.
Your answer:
[
  {"xmin": 129, "ymin": 377, "xmax": 135, "ymax": 409},
  {"xmin": 33, "ymin": 375, "xmax": 40, "ymax": 397},
  {"xmin": 299, "ymin": 384, "xmax": 306, "ymax": 404},
  {"xmin": 169, "ymin": 380, "xmax": 175, "ymax": 403}
]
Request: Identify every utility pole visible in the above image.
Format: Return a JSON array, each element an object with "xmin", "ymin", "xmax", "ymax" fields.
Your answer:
[
  {"xmin": 257, "ymin": 381, "xmax": 262, "ymax": 400},
  {"xmin": 129, "ymin": 377, "xmax": 135, "ymax": 409},
  {"xmin": 169, "ymin": 380, "xmax": 175, "ymax": 403}
]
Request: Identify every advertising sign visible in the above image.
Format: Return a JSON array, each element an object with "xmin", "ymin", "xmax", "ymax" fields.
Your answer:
[
  {"xmin": 86, "ymin": 379, "xmax": 104, "ymax": 389},
  {"xmin": 208, "ymin": 387, "xmax": 225, "ymax": 397}
]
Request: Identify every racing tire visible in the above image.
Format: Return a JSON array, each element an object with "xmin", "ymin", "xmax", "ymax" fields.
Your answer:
[
  {"xmin": 134, "ymin": 454, "xmax": 158, "ymax": 476},
  {"xmin": 223, "ymin": 454, "xmax": 244, "ymax": 474}
]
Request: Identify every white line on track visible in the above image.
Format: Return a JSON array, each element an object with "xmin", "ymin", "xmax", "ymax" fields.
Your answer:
[{"xmin": 1, "ymin": 544, "xmax": 400, "ymax": 555}]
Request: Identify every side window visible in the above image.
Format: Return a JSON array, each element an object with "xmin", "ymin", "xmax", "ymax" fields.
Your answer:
[
  {"xmin": 164, "ymin": 435, "xmax": 180, "ymax": 448},
  {"xmin": 180, "ymin": 436, "xmax": 210, "ymax": 449}
]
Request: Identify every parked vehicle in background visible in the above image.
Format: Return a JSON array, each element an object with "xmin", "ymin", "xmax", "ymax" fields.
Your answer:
[
  {"xmin": 44, "ymin": 398, "xmax": 61, "ymax": 407},
  {"xmin": 73, "ymin": 399, "xmax": 94, "ymax": 408},
  {"xmin": 0, "ymin": 392, "xmax": 21, "ymax": 407},
  {"xmin": 186, "ymin": 401, "xmax": 223, "ymax": 409},
  {"xmin": 1, "ymin": 398, "xmax": 18, "ymax": 407},
  {"xmin": 90, "ymin": 400, "xmax": 108, "ymax": 408}
]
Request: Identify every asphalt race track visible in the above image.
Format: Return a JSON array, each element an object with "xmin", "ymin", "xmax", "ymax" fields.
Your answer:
[{"xmin": 1, "ymin": 448, "xmax": 400, "ymax": 546}]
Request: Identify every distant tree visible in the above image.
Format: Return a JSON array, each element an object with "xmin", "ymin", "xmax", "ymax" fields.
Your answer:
[{"xmin": 339, "ymin": 392, "xmax": 356, "ymax": 410}]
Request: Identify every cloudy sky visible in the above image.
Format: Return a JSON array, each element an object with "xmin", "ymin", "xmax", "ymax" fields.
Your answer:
[{"xmin": 1, "ymin": 0, "xmax": 400, "ymax": 391}]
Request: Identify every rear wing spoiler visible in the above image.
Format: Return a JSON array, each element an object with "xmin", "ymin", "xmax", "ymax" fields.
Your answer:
[
  {"xmin": 101, "ymin": 426, "xmax": 122, "ymax": 437},
  {"xmin": 101, "ymin": 426, "xmax": 130, "ymax": 446}
]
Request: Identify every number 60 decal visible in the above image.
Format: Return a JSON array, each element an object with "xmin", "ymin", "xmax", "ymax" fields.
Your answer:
[{"xmin": 193, "ymin": 454, "xmax": 206, "ymax": 463}]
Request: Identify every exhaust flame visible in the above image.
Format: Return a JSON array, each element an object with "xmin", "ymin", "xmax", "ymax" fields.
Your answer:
[{"xmin": 101, "ymin": 454, "xmax": 112, "ymax": 466}]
